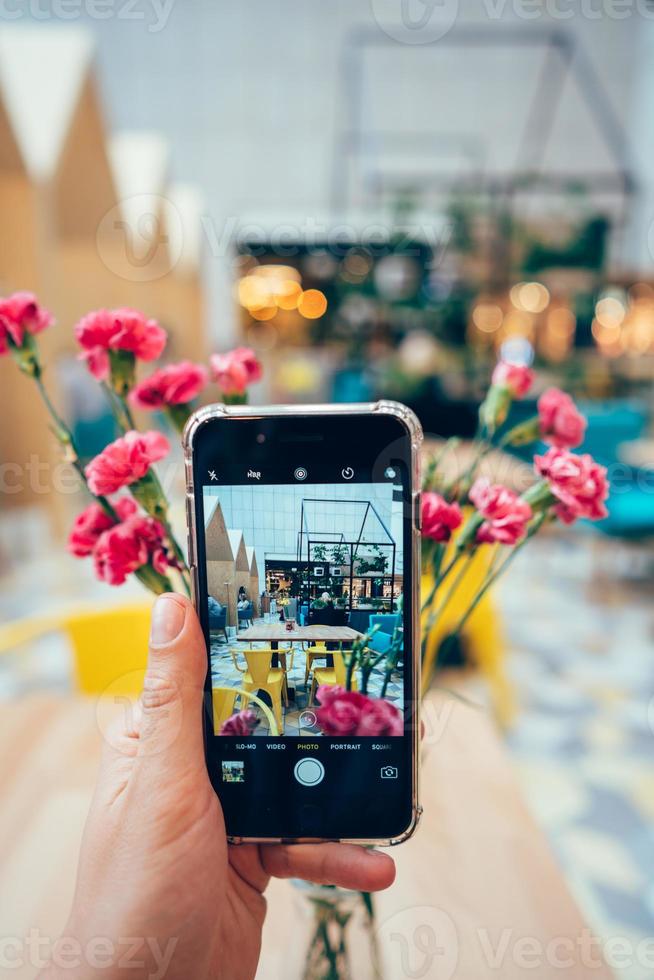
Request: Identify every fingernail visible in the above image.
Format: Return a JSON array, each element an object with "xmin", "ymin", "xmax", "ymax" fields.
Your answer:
[{"xmin": 150, "ymin": 594, "xmax": 186, "ymax": 645}]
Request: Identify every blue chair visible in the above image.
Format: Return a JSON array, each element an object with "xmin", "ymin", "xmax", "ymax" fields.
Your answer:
[
  {"xmin": 208, "ymin": 596, "xmax": 227, "ymax": 641},
  {"xmin": 368, "ymin": 631, "xmax": 391, "ymax": 655},
  {"xmin": 368, "ymin": 614, "xmax": 401, "ymax": 638},
  {"xmin": 238, "ymin": 602, "xmax": 254, "ymax": 628},
  {"xmin": 348, "ymin": 609, "xmax": 371, "ymax": 634},
  {"xmin": 298, "ymin": 604, "xmax": 309, "ymax": 627}
]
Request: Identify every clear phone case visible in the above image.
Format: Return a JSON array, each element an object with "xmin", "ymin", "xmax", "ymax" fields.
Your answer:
[{"xmin": 182, "ymin": 401, "xmax": 423, "ymax": 846}]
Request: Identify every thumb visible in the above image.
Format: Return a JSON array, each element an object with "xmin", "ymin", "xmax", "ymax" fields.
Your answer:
[{"xmin": 136, "ymin": 593, "xmax": 207, "ymax": 771}]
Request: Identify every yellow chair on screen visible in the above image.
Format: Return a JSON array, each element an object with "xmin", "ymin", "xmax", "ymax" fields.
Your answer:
[
  {"xmin": 303, "ymin": 641, "xmax": 329, "ymax": 686},
  {"xmin": 230, "ymin": 648, "xmax": 286, "ymax": 733},
  {"xmin": 309, "ymin": 650, "xmax": 358, "ymax": 706}
]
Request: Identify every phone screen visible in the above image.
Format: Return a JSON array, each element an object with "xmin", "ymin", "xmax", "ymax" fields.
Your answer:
[{"xmin": 190, "ymin": 409, "xmax": 419, "ymax": 841}]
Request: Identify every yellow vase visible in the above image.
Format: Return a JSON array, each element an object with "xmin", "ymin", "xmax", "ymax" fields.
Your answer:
[{"xmin": 421, "ymin": 542, "xmax": 514, "ymax": 725}]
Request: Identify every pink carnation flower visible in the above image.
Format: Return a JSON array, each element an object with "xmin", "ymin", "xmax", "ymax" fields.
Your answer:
[
  {"xmin": 537, "ymin": 388, "xmax": 587, "ymax": 449},
  {"xmin": 130, "ymin": 361, "xmax": 208, "ymax": 410},
  {"xmin": 210, "ymin": 347, "xmax": 262, "ymax": 396},
  {"xmin": 85, "ymin": 430, "xmax": 170, "ymax": 496},
  {"xmin": 219, "ymin": 709, "xmax": 259, "ymax": 736},
  {"xmin": 421, "ymin": 491, "xmax": 463, "ymax": 543},
  {"xmin": 67, "ymin": 497, "xmax": 136, "ymax": 557},
  {"xmin": 469, "ymin": 477, "xmax": 533, "ymax": 545},
  {"xmin": 93, "ymin": 513, "xmax": 173, "ymax": 586},
  {"xmin": 534, "ymin": 447, "xmax": 609, "ymax": 524},
  {"xmin": 0, "ymin": 292, "xmax": 53, "ymax": 352},
  {"xmin": 315, "ymin": 686, "xmax": 403, "ymax": 737},
  {"xmin": 492, "ymin": 360, "xmax": 534, "ymax": 398},
  {"xmin": 75, "ymin": 308, "xmax": 167, "ymax": 380}
]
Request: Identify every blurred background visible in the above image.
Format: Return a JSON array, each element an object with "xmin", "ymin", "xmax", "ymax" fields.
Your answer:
[{"xmin": 0, "ymin": 3, "xmax": 653, "ymax": 977}]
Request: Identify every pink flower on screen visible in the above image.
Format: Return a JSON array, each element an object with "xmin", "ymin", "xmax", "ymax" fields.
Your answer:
[
  {"xmin": 130, "ymin": 361, "xmax": 208, "ymax": 409},
  {"xmin": 0, "ymin": 292, "xmax": 53, "ymax": 352},
  {"xmin": 75, "ymin": 308, "xmax": 167, "ymax": 380},
  {"xmin": 534, "ymin": 447, "xmax": 609, "ymax": 524},
  {"xmin": 491, "ymin": 360, "xmax": 534, "ymax": 398},
  {"xmin": 209, "ymin": 347, "xmax": 262, "ymax": 396},
  {"xmin": 315, "ymin": 686, "xmax": 403, "ymax": 737},
  {"xmin": 421, "ymin": 492, "xmax": 463, "ymax": 543},
  {"xmin": 85, "ymin": 430, "xmax": 170, "ymax": 496},
  {"xmin": 219, "ymin": 709, "xmax": 259, "ymax": 736},
  {"xmin": 537, "ymin": 388, "xmax": 587, "ymax": 449},
  {"xmin": 469, "ymin": 477, "xmax": 532, "ymax": 545}
]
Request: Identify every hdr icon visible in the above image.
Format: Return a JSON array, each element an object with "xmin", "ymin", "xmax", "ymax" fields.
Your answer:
[{"xmin": 247, "ymin": 469, "xmax": 261, "ymax": 480}]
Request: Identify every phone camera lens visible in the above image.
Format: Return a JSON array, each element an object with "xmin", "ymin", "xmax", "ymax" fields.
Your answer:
[{"xmin": 256, "ymin": 433, "xmax": 266, "ymax": 444}]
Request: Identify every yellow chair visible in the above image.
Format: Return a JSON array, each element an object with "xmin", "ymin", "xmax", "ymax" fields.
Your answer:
[
  {"xmin": 275, "ymin": 645, "xmax": 296, "ymax": 705},
  {"xmin": 0, "ymin": 602, "xmax": 153, "ymax": 695},
  {"xmin": 309, "ymin": 650, "xmax": 358, "ymax": 706},
  {"xmin": 211, "ymin": 685, "xmax": 280, "ymax": 736},
  {"xmin": 303, "ymin": 641, "xmax": 329, "ymax": 686},
  {"xmin": 230, "ymin": 648, "xmax": 286, "ymax": 733}
]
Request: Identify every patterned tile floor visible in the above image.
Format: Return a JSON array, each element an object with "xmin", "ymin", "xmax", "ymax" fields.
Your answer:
[
  {"xmin": 210, "ymin": 625, "xmax": 404, "ymax": 735},
  {"xmin": 498, "ymin": 530, "xmax": 654, "ymax": 979}
]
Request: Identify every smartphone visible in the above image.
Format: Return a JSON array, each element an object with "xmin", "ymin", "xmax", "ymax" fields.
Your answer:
[{"xmin": 183, "ymin": 401, "xmax": 422, "ymax": 844}]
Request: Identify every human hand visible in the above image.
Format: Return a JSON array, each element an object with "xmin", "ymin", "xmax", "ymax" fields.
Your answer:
[{"xmin": 42, "ymin": 594, "xmax": 395, "ymax": 980}]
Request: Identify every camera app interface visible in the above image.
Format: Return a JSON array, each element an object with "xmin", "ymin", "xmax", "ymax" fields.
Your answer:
[{"xmin": 202, "ymin": 478, "xmax": 405, "ymax": 742}]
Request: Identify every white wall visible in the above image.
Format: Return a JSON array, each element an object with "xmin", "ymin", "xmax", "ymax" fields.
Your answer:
[{"xmin": 6, "ymin": 1, "xmax": 649, "ymax": 338}]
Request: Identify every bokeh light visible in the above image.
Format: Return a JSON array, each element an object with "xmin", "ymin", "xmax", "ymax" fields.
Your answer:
[{"xmin": 298, "ymin": 288, "xmax": 328, "ymax": 319}]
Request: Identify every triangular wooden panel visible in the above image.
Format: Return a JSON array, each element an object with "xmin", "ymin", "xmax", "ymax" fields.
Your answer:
[
  {"xmin": 205, "ymin": 501, "xmax": 234, "ymax": 562},
  {"xmin": 0, "ymin": 93, "xmax": 23, "ymax": 174},
  {"xmin": 247, "ymin": 546, "xmax": 261, "ymax": 616},
  {"xmin": 246, "ymin": 546, "xmax": 258, "ymax": 577},
  {"xmin": 228, "ymin": 531, "xmax": 249, "ymax": 573},
  {"xmin": 53, "ymin": 72, "xmax": 117, "ymax": 240}
]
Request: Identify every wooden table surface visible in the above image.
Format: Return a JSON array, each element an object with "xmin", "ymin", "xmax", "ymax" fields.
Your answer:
[
  {"xmin": 0, "ymin": 692, "xmax": 611, "ymax": 980},
  {"xmin": 237, "ymin": 624, "xmax": 362, "ymax": 643}
]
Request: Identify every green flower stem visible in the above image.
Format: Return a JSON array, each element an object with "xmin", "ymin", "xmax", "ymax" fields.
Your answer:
[
  {"xmin": 431, "ymin": 550, "xmax": 476, "ymax": 626},
  {"xmin": 452, "ymin": 438, "xmax": 493, "ymax": 498},
  {"xmin": 102, "ymin": 382, "xmax": 135, "ymax": 432},
  {"xmin": 449, "ymin": 513, "xmax": 548, "ymax": 639},
  {"xmin": 421, "ymin": 543, "xmax": 469, "ymax": 614},
  {"xmin": 522, "ymin": 479, "xmax": 556, "ymax": 511},
  {"xmin": 105, "ymin": 391, "xmax": 191, "ymax": 597},
  {"xmin": 498, "ymin": 415, "xmax": 540, "ymax": 449},
  {"xmin": 421, "ymin": 549, "xmax": 474, "ymax": 665},
  {"xmin": 135, "ymin": 564, "xmax": 174, "ymax": 595},
  {"xmin": 32, "ymin": 366, "xmax": 174, "ymax": 595},
  {"xmin": 165, "ymin": 403, "xmax": 192, "ymax": 435},
  {"xmin": 32, "ymin": 375, "xmax": 119, "ymax": 520}
]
